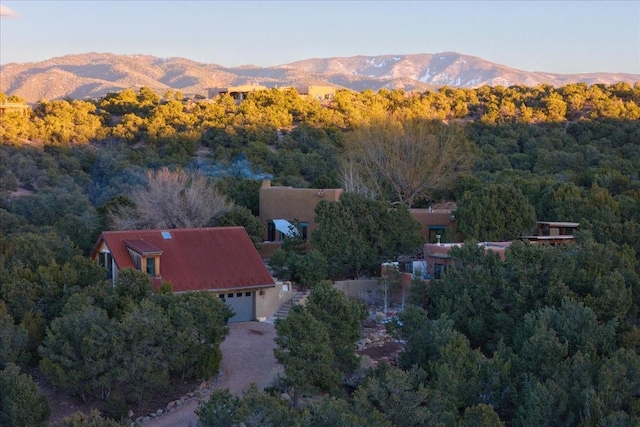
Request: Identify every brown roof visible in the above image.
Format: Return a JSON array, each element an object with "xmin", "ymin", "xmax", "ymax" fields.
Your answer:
[{"xmin": 94, "ymin": 227, "xmax": 275, "ymax": 292}]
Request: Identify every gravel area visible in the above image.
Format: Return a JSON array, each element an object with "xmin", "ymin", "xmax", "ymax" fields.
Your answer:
[{"xmin": 140, "ymin": 320, "xmax": 282, "ymax": 427}]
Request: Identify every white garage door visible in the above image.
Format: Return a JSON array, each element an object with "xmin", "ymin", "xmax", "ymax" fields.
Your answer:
[{"xmin": 220, "ymin": 291, "xmax": 255, "ymax": 323}]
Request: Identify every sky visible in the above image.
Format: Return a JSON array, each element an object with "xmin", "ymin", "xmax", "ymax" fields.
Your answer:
[{"xmin": 1, "ymin": 1, "xmax": 639, "ymax": 74}]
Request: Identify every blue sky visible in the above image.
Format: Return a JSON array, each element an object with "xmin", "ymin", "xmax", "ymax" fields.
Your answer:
[{"xmin": 1, "ymin": 1, "xmax": 638, "ymax": 74}]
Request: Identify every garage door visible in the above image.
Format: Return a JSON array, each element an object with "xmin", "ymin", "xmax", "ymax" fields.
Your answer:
[{"xmin": 220, "ymin": 291, "xmax": 255, "ymax": 323}]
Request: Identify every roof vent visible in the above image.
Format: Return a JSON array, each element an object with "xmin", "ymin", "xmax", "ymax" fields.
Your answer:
[{"xmin": 161, "ymin": 231, "xmax": 172, "ymax": 240}]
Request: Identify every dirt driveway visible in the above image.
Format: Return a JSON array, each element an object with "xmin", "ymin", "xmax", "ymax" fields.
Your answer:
[{"xmin": 140, "ymin": 321, "xmax": 282, "ymax": 427}]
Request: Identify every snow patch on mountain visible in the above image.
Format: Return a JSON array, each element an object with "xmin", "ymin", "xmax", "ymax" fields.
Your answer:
[
  {"xmin": 366, "ymin": 57, "xmax": 387, "ymax": 68},
  {"xmin": 419, "ymin": 69, "xmax": 432, "ymax": 83}
]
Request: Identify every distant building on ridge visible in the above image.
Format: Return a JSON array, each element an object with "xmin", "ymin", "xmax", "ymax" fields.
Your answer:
[{"xmin": 207, "ymin": 84, "xmax": 337, "ymax": 103}]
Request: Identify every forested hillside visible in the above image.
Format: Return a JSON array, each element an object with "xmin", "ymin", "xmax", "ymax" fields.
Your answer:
[{"xmin": 1, "ymin": 82, "xmax": 639, "ymax": 425}]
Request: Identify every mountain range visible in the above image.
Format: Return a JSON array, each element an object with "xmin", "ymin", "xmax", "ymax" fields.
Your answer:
[{"xmin": 1, "ymin": 52, "xmax": 638, "ymax": 103}]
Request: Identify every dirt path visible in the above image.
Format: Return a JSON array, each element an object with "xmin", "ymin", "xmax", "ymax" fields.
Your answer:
[{"xmin": 139, "ymin": 321, "xmax": 282, "ymax": 427}]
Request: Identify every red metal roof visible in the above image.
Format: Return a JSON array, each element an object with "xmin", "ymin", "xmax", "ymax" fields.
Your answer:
[
  {"xmin": 123, "ymin": 240, "xmax": 163, "ymax": 255},
  {"xmin": 94, "ymin": 227, "xmax": 275, "ymax": 292}
]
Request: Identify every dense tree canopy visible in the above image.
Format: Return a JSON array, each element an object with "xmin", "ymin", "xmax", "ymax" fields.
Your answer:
[
  {"xmin": 0, "ymin": 363, "xmax": 50, "ymax": 427},
  {"xmin": 37, "ymin": 269, "xmax": 231, "ymax": 406},
  {"xmin": 455, "ymin": 183, "xmax": 537, "ymax": 241},
  {"xmin": 312, "ymin": 192, "xmax": 422, "ymax": 277},
  {"xmin": 1, "ymin": 82, "xmax": 640, "ymax": 424}
]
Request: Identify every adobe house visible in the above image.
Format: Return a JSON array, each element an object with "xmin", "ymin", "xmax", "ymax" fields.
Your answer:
[
  {"xmin": 423, "ymin": 241, "xmax": 511, "ymax": 280},
  {"xmin": 410, "ymin": 203, "xmax": 458, "ymax": 243},
  {"xmin": 258, "ymin": 179, "xmax": 343, "ymax": 257},
  {"xmin": 91, "ymin": 227, "xmax": 285, "ymax": 323},
  {"xmin": 258, "ymin": 180, "xmax": 461, "ymax": 255}
]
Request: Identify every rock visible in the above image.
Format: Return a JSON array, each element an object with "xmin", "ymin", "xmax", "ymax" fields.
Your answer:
[
  {"xmin": 280, "ymin": 393, "xmax": 291, "ymax": 401},
  {"xmin": 198, "ymin": 381, "xmax": 207, "ymax": 391},
  {"xmin": 155, "ymin": 409, "xmax": 163, "ymax": 416},
  {"xmin": 167, "ymin": 400, "xmax": 177, "ymax": 410},
  {"xmin": 128, "ymin": 410, "xmax": 134, "ymax": 418}
]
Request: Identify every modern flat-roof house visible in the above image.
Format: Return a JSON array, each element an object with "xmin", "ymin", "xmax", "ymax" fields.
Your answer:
[
  {"xmin": 0, "ymin": 102, "xmax": 30, "ymax": 116},
  {"xmin": 207, "ymin": 84, "xmax": 268, "ymax": 103},
  {"xmin": 91, "ymin": 227, "xmax": 277, "ymax": 322},
  {"xmin": 420, "ymin": 221, "xmax": 579, "ymax": 279},
  {"xmin": 520, "ymin": 221, "xmax": 580, "ymax": 245}
]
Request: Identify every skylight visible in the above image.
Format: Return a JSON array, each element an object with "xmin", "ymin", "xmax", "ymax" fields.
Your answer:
[{"xmin": 161, "ymin": 231, "xmax": 172, "ymax": 240}]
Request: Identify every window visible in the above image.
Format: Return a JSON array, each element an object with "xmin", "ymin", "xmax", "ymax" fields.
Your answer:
[
  {"xmin": 99, "ymin": 252, "xmax": 113, "ymax": 280},
  {"xmin": 146, "ymin": 257, "xmax": 156, "ymax": 276},
  {"xmin": 236, "ymin": 292, "xmax": 242, "ymax": 297},
  {"xmin": 300, "ymin": 222, "xmax": 308, "ymax": 240},
  {"xmin": 434, "ymin": 263, "xmax": 446, "ymax": 279},
  {"xmin": 245, "ymin": 292, "xmax": 251, "ymax": 297},
  {"xmin": 227, "ymin": 293, "xmax": 234, "ymax": 298},
  {"xmin": 219, "ymin": 294, "xmax": 225, "ymax": 300},
  {"xmin": 267, "ymin": 221, "xmax": 276, "ymax": 241}
]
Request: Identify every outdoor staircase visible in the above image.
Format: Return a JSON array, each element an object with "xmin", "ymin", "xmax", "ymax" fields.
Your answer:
[{"xmin": 273, "ymin": 290, "xmax": 309, "ymax": 319}]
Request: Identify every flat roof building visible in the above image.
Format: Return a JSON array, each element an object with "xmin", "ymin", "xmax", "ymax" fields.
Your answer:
[
  {"xmin": 0, "ymin": 102, "xmax": 30, "ymax": 116},
  {"xmin": 294, "ymin": 85, "xmax": 336, "ymax": 101},
  {"xmin": 207, "ymin": 84, "xmax": 268, "ymax": 103},
  {"xmin": 520, "ymin": 221, "xmax": 580, "ymax": 245},
  {"xmin": 207, "ymin": 84, "xmax": 337, "ymax": 103}
]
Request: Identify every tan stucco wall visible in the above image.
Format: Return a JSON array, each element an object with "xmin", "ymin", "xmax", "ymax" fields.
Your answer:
[
  {"xmin": 334, "ymin": 279, "xmax": 379, "ymax": 304},
  {"xmin": 257, "ymin": 241, "xmax": 282, "ymax": 259},
  {"xmin": 410, "ymin": 208, "xmax": 457, "ymax": 242},
  {"xmin": 259, "ymin": 180, "xmax": 343, "ymax": 240},
  {"xmin": 255, "ymin": 281, "xmax": 296, "ymax": 319},
  {"xmin": 295, "ymin": 85, "xmax": 336, "ymax": 100}
]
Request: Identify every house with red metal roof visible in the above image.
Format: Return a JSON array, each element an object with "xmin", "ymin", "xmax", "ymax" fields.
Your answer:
[{"xmin": 91, "ymin": 227, "xmax": 277, "ymax": 322}]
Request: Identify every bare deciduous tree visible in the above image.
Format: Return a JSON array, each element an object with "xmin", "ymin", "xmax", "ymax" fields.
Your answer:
[
  {"xmin": 342, "ymin": 118, "xmax": 474, "ymax": 206},
  {"xmin": 109, "ymin": 167, "xmax": 231, "ymax": 230},
  {"xmin": 339, "ymin": 151, "xmax": 379, "ymax": 199}
]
